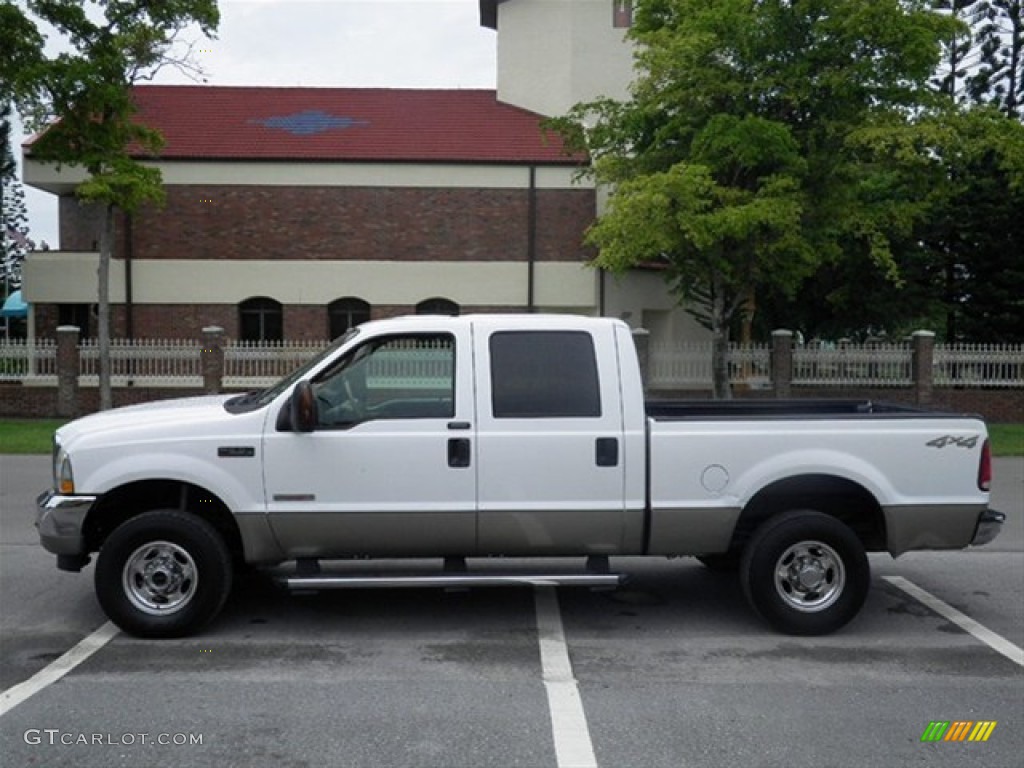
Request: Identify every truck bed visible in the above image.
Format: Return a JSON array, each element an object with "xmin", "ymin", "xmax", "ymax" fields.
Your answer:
[{"xmin": 645, "ymin": 399, "xmax": 951, "ymax": 421}]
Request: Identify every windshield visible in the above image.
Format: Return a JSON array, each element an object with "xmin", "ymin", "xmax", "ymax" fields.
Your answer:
[{"xmin": 224, "ymin": 328, "xmax": 360, "ymax": 413}]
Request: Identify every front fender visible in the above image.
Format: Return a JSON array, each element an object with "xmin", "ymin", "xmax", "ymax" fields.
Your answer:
[{"xmin": 80, "ymin": 450, "xmax": 264, "ymax": 515}]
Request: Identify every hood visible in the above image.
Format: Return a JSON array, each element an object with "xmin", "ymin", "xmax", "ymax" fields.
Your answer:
[{"xmin": 56, "ymin": 394, "xmax": 239, "ymax": 448}]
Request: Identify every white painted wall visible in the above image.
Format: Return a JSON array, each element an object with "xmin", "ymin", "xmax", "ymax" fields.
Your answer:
[
  {"xmin": 602, "ymin": 269, "xmax": 711, "ymax": 343},
  {"xmin": 496, "ymin": 0, "xmax": 635, "ymax": 116},
  {"xmin": 22, "ymin": 254, "xmax": 598, "ymax": 309},
  {"xmin": 23, "ymin": 159, "xmax": 591, "ymax": 193}
]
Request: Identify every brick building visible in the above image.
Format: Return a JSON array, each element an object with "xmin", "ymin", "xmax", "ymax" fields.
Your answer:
[
  {"xmin": 23, "ymin": 86, "xmax": 602, "ymax": 340},
  {"xmin": 22, "ymin": 0, "xmax": 706, "ymax": 346}
]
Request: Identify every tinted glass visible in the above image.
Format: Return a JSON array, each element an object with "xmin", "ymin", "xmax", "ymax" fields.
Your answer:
[{"xmin": 490, "ymin": 331, "xmax": 601, "ymax": 418}]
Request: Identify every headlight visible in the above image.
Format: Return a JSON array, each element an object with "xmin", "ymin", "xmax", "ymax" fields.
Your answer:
[{"xmin": 53, "ymin": 439, "xmax": 75, "ymax": 495}]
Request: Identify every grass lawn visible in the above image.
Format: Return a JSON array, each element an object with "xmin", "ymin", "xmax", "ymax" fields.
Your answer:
[
  {"xmin": 0, "ymin": 420, "xmax": 65, "ymax": 455},
  {"xmin": 988, "ymin": 423, "xmax": 1024, "ymax": 458},
  {"xmin": 1, "ymin": 418, "xmax": 1022, "ymax": 457}
]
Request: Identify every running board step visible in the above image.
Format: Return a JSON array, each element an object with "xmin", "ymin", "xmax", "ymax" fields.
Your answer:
[{"xmin": 278, "ymin": 573, "xmax": 624, "ymax": 590}]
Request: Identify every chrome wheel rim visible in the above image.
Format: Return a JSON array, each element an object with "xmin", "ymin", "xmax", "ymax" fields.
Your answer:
[
  {"xmin": 773, "ymin": 540, "xmax": 845, "ymax": 613},
  {"xmin": 122, "ymin": 541, "xmax": 197, "ymax": 616}
]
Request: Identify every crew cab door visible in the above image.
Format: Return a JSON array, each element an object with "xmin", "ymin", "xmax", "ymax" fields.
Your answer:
[
  {"xmin": 263, "ymin": 326, "xmax": 476, "ymax": 557},
  {"xmin": 473, "ymin": 321, "xmax": 628, "ymax": 554}
]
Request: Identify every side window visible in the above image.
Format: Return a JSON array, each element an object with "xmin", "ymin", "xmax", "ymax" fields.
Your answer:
[
  {"xmin": 239, "ymin": 297, "xmax": 283, "ymax": 342},
  {"xmin": 313, "ymin": 334, "xmax": 455, "ymax": 426},
  {"xmin": 490, "ymin": 331, "xmax": 601, "ymax": 419},
  {"xmin": 613, "ymin": 0, "xmax": 633, "ymax": 28},
  {"xmin": 328, "ymin": 297, "xmax": 371, "ymax": 339}
]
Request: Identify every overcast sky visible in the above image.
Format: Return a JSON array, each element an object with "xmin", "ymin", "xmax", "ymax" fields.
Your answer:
[{"xmin": 17, "ymin": 0, "xmax": 498, "ymax": 247}]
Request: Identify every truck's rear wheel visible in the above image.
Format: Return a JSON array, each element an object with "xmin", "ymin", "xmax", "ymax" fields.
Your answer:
[
  {"xmin": 740, "ymin": 509, "xmax": 868, "ymax": 635},
  {"xmin": 95, "ymin": 510, "xmax": 232, "ymax": 638}
]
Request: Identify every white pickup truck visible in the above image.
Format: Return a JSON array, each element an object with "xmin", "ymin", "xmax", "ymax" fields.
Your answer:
[{"xmin": 36, "ymin": 315, "xmax": 1003, "ymax": 638}]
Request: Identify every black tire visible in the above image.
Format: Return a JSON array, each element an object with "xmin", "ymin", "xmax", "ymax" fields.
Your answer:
[
  {"xmin": 696, "ymin": 553, "xmax": 741, "ymax": 572},
  {"xmin": 740, "ymin": 509, "xmax": 869, "ymax": 636},
  {"xmin": 95, "ymin": 510, "xmax": 233, "ymax": 638}
]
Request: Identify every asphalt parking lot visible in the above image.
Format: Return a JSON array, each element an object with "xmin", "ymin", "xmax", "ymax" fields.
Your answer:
[{"xmin": 1, "ymin": 455, "xmax": 1021, "ymax": 768}]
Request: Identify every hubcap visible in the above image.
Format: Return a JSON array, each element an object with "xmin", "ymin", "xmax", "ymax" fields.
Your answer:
[
  {"xmin": 122, "ymin": 541, "xmax": 198, "ymax": 615},
  {"xmin": 773, "ymin": 540, "xmax": 845, "ymax": 613}
]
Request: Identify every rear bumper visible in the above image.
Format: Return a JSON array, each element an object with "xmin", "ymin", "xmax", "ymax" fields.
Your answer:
[
  {"xmin": 35, "ymin": 490, "xmax": 97, "ymax": 556},
  {"xmin": 885, "ymin": 503, "xmax": 1001, "ymax": 555},
  {"xmin": 971, "ymin": 508, "xmax": 1005, "ymax": 547}
]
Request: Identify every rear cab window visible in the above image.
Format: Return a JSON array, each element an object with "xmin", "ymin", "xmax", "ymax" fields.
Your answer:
[{"xmin": 489, "ymin": 331, "xmax": 601, "ymax": 419}]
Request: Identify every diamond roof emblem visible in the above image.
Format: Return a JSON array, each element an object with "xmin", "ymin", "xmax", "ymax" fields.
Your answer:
[{"xmin": 250, "ymin": 110, "xmax": 370, "ymax": 136}]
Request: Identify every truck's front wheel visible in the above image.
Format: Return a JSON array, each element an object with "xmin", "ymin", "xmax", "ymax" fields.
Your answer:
[
  {"xmin": 741, "ymin": 510, "xmax": 868, "ymax": 635},
  {"xmin": 95, "ymin": 510, "xmax": 232, "ymax": 638}
]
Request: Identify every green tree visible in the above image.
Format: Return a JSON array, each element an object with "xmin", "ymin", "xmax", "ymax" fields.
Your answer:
[
  {"xmin": 968, "ymin": 1, "xmax": 1023, "ymax": 116},
  {"xmin": 755, "ymin": 3, "xmax": 1024, "ymax": 343},
  {"xmin": 931, "ymin": 1, "xmax": 986, "ymax": 103},
  {"xmin": 7, "ymin": 0, "xmax": 218, "ymax": 409},
  {"xmin": 551, "ymin": 0, "xmax": 956, "ymax": 396},
  {"xmin": 935, "ymin": 2, "xmax": 1024, "ymax": 341},
  {"xmin": 917, "ymin": 108, "xmax": 1024, "ymax": 342},
  {"xmin": 2, "ymin": 103, "xmax": 33, "ymax": 295}
]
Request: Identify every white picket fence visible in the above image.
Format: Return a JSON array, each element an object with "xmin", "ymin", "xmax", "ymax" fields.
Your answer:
[
  {"xmin": 2, "ymin": 337, "xmax": 1023, "ymax": 389},
  {"xmin": 223, "ymin": 340, "xmax": 330, "ymax": 388},
  {"xmin": 934, "ymin": 343, "xmax": 1024, "ymax": 388},
  {"xmin": 648, "ymin": 339, "xmax": 1024, "ymax": 389},
  {"xmin": 792, "ymin": 342, "xmax": 913, "ymax": 386},
  {"xmin": 78, "ymin": 339, "xmax": 203, "ymax": 387},
  {"xmin": 0, "ymin": 338, "xmax": 56, "ymax": 380},
  {"xmin": 648, "ymin": 342, "xmax": 772, "ymax": 389}
]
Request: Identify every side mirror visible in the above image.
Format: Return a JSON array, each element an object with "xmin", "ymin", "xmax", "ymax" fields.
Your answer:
[{"xmin": 290, "ymin": 380, "xmax": 318, "ymax": 433}]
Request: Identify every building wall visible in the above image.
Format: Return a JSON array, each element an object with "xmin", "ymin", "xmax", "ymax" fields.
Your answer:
[
  {"xmin": 495, "ymin": 0, "xmax": 635, "ymax": 116},
  {"xmin": 30, "ymin": 302, "xmax": 543, "ymax": 341},
  {"xmin": 24, "ymin": 253, "xmax": 602, "ymax": 339},
  {"xmin": 24, "ymin": 168, "xmax": 604, "ymax": 339},
  {"xmin": 127, "ymin": 185, "xmax": 593, "ymax": 263},
  {"xmin": 58, "ymin": 195, "xmax": 104, "ymax": 251}
]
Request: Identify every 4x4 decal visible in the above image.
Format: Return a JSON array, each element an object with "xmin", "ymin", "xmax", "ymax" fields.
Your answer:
[{"xmin": 926, "ymin": 435, "xmax": 979, "ymax": 449}]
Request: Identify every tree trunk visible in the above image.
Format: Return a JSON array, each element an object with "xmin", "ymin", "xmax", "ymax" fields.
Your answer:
[
  {"xmin": 97, "ymin": 203, "xmax": 114, "ymax": 410},
  {"xmin": 710, "ymin": 272, "xmax": 732, "ymax": 400}
]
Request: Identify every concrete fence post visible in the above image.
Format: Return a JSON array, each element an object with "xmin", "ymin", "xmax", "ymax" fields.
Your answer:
[
  {"xmin": 912, "ymin": 330, "xmax": 935, "ymax": 406},
  {"xmin": 56, "ymin": 325, "xmax": 80, "ymax": 418},
  {"xmin": 771, "ymin": 329, "xmax": 794, "ymax": 399},
  {"xmin": 201, "ymin": 326, "xmax": 225, "ymax": 394},
  {"xmin": 631, "ymin": 328, "xmax": 651, "ymax": 393}
]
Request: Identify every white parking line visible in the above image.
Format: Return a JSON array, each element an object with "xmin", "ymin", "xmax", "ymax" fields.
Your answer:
[
  {"xmin": 884, "ymin": 576, "xmax": 1024, "ymax": 667},
  {"xmin": 0, "ymin": 621, "xmax": 120, "ymax": 717},
  {"xmin": 534, "ymin": 586, "xmax": 598, "ymax": 768}
]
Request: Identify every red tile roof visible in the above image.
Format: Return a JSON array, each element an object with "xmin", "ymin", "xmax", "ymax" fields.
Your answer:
[{"xmin": 109, "ymin": 85, "xmax": 579, "ymax": 165}]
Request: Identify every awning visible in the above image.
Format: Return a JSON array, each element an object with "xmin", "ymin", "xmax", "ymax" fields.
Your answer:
[{"xmin": 1, "ymin": 290, "xmax": 29, "ymax": 318}]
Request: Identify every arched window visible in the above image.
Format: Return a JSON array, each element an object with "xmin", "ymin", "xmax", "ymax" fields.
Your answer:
[
  {"xmin": 239, "ymin": 297, "xmax": 283, "ymax": 342},
  {"xmin": 416, "ymin": 298, "xmax": 460, "ymax": 316},
  {"xmin": 328, "ymin": 297, "xmax": 371, "ymax": 339}
]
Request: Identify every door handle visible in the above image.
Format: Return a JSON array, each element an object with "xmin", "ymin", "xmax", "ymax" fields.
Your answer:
[
  {"xmin": 595, "ymin": 437, "xmax": 619, "ymax": 467},
  {"xmin": 448, "ymin": 437, "xmax": 471, "ymax": 468}
]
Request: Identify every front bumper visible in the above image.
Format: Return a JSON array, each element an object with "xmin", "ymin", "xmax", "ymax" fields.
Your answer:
[
  {"xmin": 971, "ymin": 508, "xmax": 1005, "ymax": 547},
  {"xmin": 35, "ymin": 490, "xmax": 98, "ymax": 557}
]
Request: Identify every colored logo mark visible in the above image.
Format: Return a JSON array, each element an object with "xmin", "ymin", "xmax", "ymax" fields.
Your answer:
[
  {"xmin": 921, "ymin": 721, "xmax": 997, "ymax": 742},
  {"xmin": 249, "ymin": 110, "xmax": 370, "ymax": 136}
]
